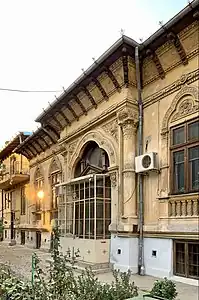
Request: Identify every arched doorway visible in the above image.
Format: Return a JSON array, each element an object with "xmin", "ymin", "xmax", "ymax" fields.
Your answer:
[
  {"xmin": 71, "ymin": 142, "xmax": 111, "ymax": 240},
  {"xmin": 60, "ymin": 142, "xmax": 111, "ymax": 240}
]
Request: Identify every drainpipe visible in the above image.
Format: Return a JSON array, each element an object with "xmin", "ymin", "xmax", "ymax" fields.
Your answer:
[{"xmin": 135, "ymin": 46, "xmax": 145, "ymax": 275}]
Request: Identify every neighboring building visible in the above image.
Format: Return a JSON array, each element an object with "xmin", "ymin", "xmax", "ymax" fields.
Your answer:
[
  {"xmin": 0, "ymin": 132, "xmax": 30, "ymax": 245},
  {"xmin": 15, "ymin": 2, "xmax": 198, "ymax": 281}
]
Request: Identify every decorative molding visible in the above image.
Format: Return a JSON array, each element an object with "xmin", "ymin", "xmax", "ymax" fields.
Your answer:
[
  {"xmin": 59, "ymin": 99, "xmax": 133, "ymax": 145},
  {"xmin": 161, "ymin": 84, "xmax": 199, "ymax": 135},
  {"xmin": 109, "ymin": 171, "xmax": 117, "ymax": 188},
  {"xmin": 102, "ymin": 120, "xmax": 118, "ymax": 143},
  {"xmin": 117, "ymin": 106, "xmax": 138, "ymax": 139},
  {"xmin": 144, "ymin": 69, "xmax": 199, "ymax": 108},
  {"xmin": 68, "ymin": 130, "xmax": 118, "ymax": 178}
]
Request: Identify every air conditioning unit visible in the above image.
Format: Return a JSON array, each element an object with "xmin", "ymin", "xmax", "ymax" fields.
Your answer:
[{"xmin": 135, "ymin": 152, "xmax": 158, "ymax": 173}]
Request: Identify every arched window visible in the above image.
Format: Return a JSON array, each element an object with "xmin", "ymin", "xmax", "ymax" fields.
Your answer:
[
  {"xmin": 35, "ymin": 168, "xmax": 43, "ymax": 211},
  {"xmin": 49, "ymin": 159, "xmax": 61, "ymax": 211},
  {"xmin": 59, "ymin": 142, "xmax": 111, "ymax": 240}
]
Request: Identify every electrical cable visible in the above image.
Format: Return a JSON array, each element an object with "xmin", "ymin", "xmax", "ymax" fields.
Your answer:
[
  {"xmin": 123, "ymin": 180, "xmax": 138, "ymax": 204},
  {"xmin": 0, "ymin": 88, "xmax": 62, "ymax": 93}
]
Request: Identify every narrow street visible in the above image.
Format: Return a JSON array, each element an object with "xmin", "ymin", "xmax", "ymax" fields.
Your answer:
[{"xmin": 0, "ymin": 242, "xmax": 198, "ymax": 300}]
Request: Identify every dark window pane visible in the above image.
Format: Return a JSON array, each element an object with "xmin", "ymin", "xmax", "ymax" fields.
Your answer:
[
  {"xmin": 188, "ymin": 121, "xmax": 199, "ymax": 141},
  {"xmin": 189, "ymin": 146, "xmax": 199, "ymax": 191},
  {"xmin": 105, "ymin": 202, "xmax": 111, "ymax": 219},
  {"xmin": 80, "ymin": 202, "xmax": 84, "ymax": 219},
  {"xmin": 188, "ymin": 243, "xmax": 199, "ymax": 278},
  {"xmin": 175, "ymin": 242, "xmax": 185, "ymax": 276},
  {"xmin": 173, "ymin": 126, "xmax": 185, "ymax": 145},
  {"xmin": 173, "ymin": 151, "xmax": 185, "ymax": 193},
  {"xmin": 96, "ymin": 220, "xmax": 103, "ymax": 237},
  {"xmin": 96, "ymin": 201, "xmax": 103, "ymax": 218}
]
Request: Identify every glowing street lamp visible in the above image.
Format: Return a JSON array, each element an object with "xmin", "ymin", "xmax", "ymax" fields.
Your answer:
[{"xmin": 37, "ymin": 190, "xmax": 44, "ymax": 200}]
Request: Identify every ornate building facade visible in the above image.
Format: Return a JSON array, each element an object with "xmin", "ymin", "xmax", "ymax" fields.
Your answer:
[{"xmin": 4, "ymin": 1, "xmax": 199, "ymax": 281}]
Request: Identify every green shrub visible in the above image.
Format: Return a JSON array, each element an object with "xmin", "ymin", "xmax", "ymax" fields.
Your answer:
[
  {"xmin": 150, "ymin": 277, "xmax": 178, "ymax": 300},
  {"xmin": 0, "ymin": 227, "xmax": 138, "ymax": 300}
]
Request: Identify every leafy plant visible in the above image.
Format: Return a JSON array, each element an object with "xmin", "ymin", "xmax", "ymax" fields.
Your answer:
[
  {"xmin": 150, "ymin": 277, "xmax": 178, "ymax": 300},
  {"xmin": 0, "ymin": 226, "xmax": 138, "ymax": 300}
]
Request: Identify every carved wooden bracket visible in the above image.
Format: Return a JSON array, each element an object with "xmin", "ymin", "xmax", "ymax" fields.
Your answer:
[
  {"xmin": 34, "ymin": 139, "xmax": 45, "ymax": 152},
  {"xmin": 42, "ymin": 127, "xmax": 57, "ymax": 144},
  {"xmin": 92, "ymin": 77, "xmax": 108, "ymax": 100},
  {"xmin": 167, "ymin": 32, "xmax": 188, "ymax": 65},
  {"xmin": 81, "ymin": 86, "xmax": 97, "ymax": 108},
  {"xmin": 146, "ymin": 49, "xmax": 165, "ymax": 79},
  {"xmin": 31, "ymin": 142, "xmax": 42, "ymax": 154},
  {"xmin": 58, "ymin": 109, "xmax": 71, "ymax": 126},
  {"xmin": 72, "ymin": 94, "xmax": 87, "ymax": 115},
  {"xmin": 67, "ymin": 103, "xmax": 79, "ymax": 120},
  {"xmin": 122, "ymin": 47, "xmax": 129, "ymax": 87},
  {"xmin": 48, "ymin": 113, "xmax": 63, "ymax": 131},
  {"xmin": 45, "ymin": 124, "xmax": 60, "ymax": 139},
  {"xmin": 104, "ymin": 67, "xmax": 121, "ymax": 92},
  {"xmin": 28, "ymin": 144, "xmax": 38, "ymax": 156},
  {"xmin": 26, "ymin": 145, "xmax": 35, "ymax": 157},
  {"xmin": 39, "ymin": 135, "xmax": 49, "ymax": 148}
]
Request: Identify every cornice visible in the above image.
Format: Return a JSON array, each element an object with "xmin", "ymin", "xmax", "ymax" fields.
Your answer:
[
  {"xmin": 59, "ymin": 98, "xmax": 137, "ymax": 146},
  {"xmin": 143, "ymin": 69, "xmax": 199, "ymax": 108},
  {"xmin": 143, "ymin": 48, "xmax": 198, "ymax": 87}
]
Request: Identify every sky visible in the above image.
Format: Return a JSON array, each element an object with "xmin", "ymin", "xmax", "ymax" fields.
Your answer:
[{"xmin": 0, "ymin": 0, "xmax": 189, "ymax": 148}]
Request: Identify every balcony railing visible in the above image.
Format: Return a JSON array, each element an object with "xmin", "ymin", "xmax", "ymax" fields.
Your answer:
[
  {"xmin": 0, "ymin": 161, "xmax": 29, "ymax": 189},
  {"xmin": 169, "ymin": 197, "xmax": 199, "ymax": 217}
]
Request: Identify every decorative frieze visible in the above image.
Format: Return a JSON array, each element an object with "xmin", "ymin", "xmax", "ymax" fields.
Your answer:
[{"xmin": 144, "ymin": 69, "xmax": 199, "ymax": 108}]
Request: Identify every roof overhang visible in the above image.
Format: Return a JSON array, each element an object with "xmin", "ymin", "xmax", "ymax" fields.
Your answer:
[{"xmin": 0, "ymin": 132, "xmax": 31, "ymax": 161}]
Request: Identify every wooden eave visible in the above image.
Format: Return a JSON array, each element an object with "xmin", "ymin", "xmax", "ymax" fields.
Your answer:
[
  {"xmin": 14, "ymin": 127, "xmax": 59, "ymax": 160},
  {"xmin": 35, "ymin": 38, "xmax": 138, "ymax": 126},
  {"xmin": 34, "ymin": 1, "xmax": 198, "ymax": 128},
  {"xmin": 0, "ymin": 132, "xmax": 30, "ymax": 161},
  {"xmin": 141, "ymin": 1, "xmax": 199, "ymax": 59}
]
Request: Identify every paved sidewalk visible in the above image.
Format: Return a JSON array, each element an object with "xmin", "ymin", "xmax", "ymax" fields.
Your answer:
[{"xmin": 0, "ymin": 242, "xmax": 198, "ymax": 300}]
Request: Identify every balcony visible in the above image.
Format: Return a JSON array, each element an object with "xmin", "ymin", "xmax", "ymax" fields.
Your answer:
[
  {"xmin": 159, "ymin": 194, "xmax": 199, "ymax": 233},
  {"xmin": 0, "ymin": 162, "xmax": 29, "ymax": 190}
]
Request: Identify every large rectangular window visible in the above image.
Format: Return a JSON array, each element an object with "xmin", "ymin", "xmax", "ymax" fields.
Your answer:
[
  {"xmin": 58, "ymin": 174, "xmax": 111, "ymax": 240},
  {"xmin": 174, "ymin": 240, "xmax": 199, "ymax": 279},
  {"xmin": 171, "ymin": 119, "xmax": 199, "ymax": 194}
]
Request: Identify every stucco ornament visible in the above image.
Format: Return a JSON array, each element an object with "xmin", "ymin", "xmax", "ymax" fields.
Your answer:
[
  {"xmin": 161, "ymin": 84, "xmax": 199, "ymax": 137},
  {"xmin": 69, "ymin": 130, "xmax": 118, "ymax": 178},
  {"xmin": 117, "ymin": 107, "xmax": 138, "ymax": 139},
  {"xmin": 109, "ymin": 171, "xmax": 117, "ymax": 188},
  {"xmin": 102, "ymin": 120, "xmax": 118, "ymax": 142}
]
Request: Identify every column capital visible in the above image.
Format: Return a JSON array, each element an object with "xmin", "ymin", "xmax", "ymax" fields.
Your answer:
[{"xmin": 117, "ymin": 107, "xmax": 138, "ymax": 138}]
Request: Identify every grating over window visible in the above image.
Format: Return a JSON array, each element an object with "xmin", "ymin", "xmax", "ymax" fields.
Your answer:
[{"xmin": 58, "ymin": 174, "xmax": 111, "ymax": 240}]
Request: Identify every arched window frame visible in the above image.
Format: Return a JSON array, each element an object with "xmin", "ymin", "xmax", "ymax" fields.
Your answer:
[{"xmin": 49, "ymin": 159, "xmax": 61, "ymax": 211}]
